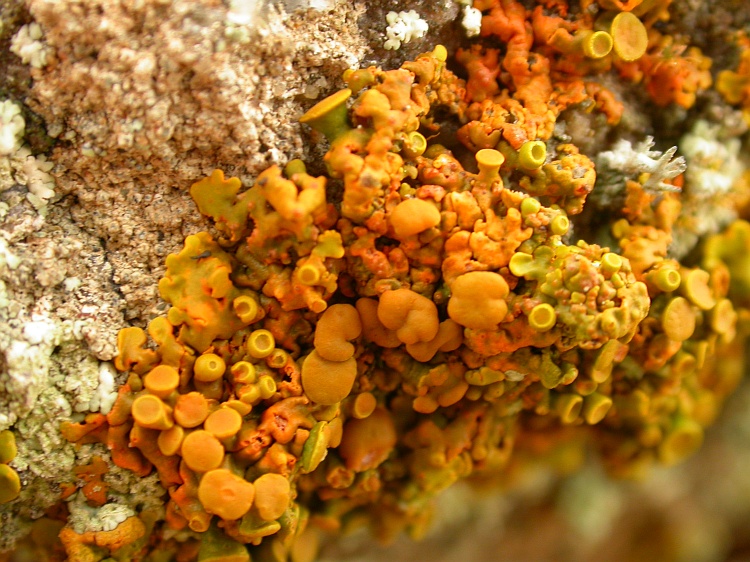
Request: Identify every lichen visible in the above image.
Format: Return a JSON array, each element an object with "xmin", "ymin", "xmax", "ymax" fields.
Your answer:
[
  {"xmin": 384, "ymin": 10, "xmax": 429, "ymax": 51},
  {"xmin": 53, "ymin": 31, "xmax": 746, "ymax": 559},
  {"xmin": 2, "ymin": 0, "xmax": 750, "ymax": 560}
]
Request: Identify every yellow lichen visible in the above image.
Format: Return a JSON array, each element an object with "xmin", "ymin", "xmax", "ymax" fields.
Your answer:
[{"xmin": 447, "ymin": 271, "xmax": 509, "ymax": 330}]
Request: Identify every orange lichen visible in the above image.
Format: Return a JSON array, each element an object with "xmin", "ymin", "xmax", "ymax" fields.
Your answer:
[
  {"xmin": 405, "ymin": 319, "xmax": 464, "ymax": 362},
  {"xmin": 73, "ymin": 456, "xmax": 110, "ymax": 507},
  {"xmin": 0, "ymin": 430, "xmax": 17, "ymax": 465},
  {"xmin": 582, "ymin": 393, "xmax": 613, "ymax": 425},
  {"xmin": 159, "ymin": 232, "xmax": 258, "ymax": 352},
  {"xmin": 338, "ymin": 408, "xmax": 397, "ymax": 472},
  {"xmin": 143, "ymin": 364, "xmax": 180, "ymax": 398},
  {"xmin": 658, "ymin": 416, "xmax": 704, "ymax": 466},
  {"xmin": 129, "ymin": 424, "xmax": 182, "ymax": 487},
  {"xmin": 107, "ymin": 422, "xmax": 151, "ymax": 478},
  {"xmin": 596, "ymin": 0, "xmax": 644, "ymax": 9},
  {"xmin": 132, "ymin": 395, "xmax": 174, "ymax": 431},
  {"xmin": 88, "ymin": 28, "xmax": 750, "ymax": 561},
  {"xmin": 0, "ymin": 429, "xmax": 18, "ymax": 500},
  {"xmin": 114, "ymin": 327, "xmax": 157, "ymax": 375},
  {"xmin": 59, "ymin": 516, "xmax": 147, "ymax": 561},
  {"xmin": 205, "ymin": 408, "xmax": 243, "ymax": 440},
  {"xmin": 0, "ymin": 464, "xmax": 21, "ymax": 504},
  {"xmin": 641, "ymin": 41, "xmax": 713, "ymax": 108},
  {"xmin": 60, "ymin": 413, "xmax": 109, "ymax": 444},
  {"xmin": 194, "ymin": 353, "xmax": 227, "ymax": 383},
  {"xmin": 157, "ymin": 424, "xmax": 185, "ymax": 457},
  {"xmin": 717, "ymin": 34, "xmax": 750, "ymax": 122},
  {"xmin": 610, "ymin": 12, "xmax": 648, "ymax": 62},
  {"xmin": 198, "ymin": 469, "xmax": 256, "ymax": 521},
  {"xmin": 476, "ymin": 148, "xmax": 506, "ymax": 185},
  {"xmin": 455, "ymin": 45, "xmax": 501, "ymax": 102},
  {"xmin": 190, "ymin": 169, "xmax": 253, "ymax": 244},
  {"xmin": 350, "ymin": 392, "xmax": 378, "ymax": 419},
  {"xmin": 233, "ymin": 295, "xmax": 260, "ymax": 325},
  {"xmin": 389, "ymin": 198, "xmax": 442, "ymax": 240},
  {"xmin": 299, "ymin": 88, "xmax": 353, "ymax": 142},
  {"xmin": 661, "ymin": 296, "xmax": 696, "ymax": 342},
  {"xmin": 170, "ymin": 467, "xmax": 212, "ymax": 532},
  {"xmin": 377, "ymin": 288, "xmax": 440, "ymax": 345},
  {"xmin": 246, "ymin": 329, "xmax": 276, "ymax": 359},
  {"xmin": 356, "ymin": 297, "xmax": 401, "ymax": 348},
  {"xmin": 252, "ymin": 473, "xmax": 291, "ymax": 522},
  {"xmin": 254, "ymin": 165, "xmax": 327, "ymax": 234},
  {"xmin": 447, "ymin": 271, "xmax": 509, "ymax": 330},
  {"xmin": 313, "ymin": 303, "xmax": 362, "ymax": 362},
  {"xmin": 519, "ymin": 144, "xmax": 596, "ymax": 216},
  {"xmin": 301, "ymin": 351, "xmax": 357, "ymax": 406},
  {"xmin": 679, "ymin": 268, "xmax": 716, "ymax": 311},
  {"xmin": 181, "ymin": 430, "xmax": 225, "ymax": 473},
  {"xmin": 174, "ymin": 392, "xmax": 210, "ymax": 428}
]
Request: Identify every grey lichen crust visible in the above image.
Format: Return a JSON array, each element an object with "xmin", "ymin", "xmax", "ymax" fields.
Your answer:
[{"xmin": 0, "ymin": 0, "xmax": 372, "ymax": 550}]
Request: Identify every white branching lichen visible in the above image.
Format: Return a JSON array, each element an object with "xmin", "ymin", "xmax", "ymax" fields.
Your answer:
[
  {"xmin": 596, "ymin": 137, "xmax": 686, "ymax": 195},
  {"xmin": 384, "ymin": 10, "xmax": 428, "ymax": 51}
]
